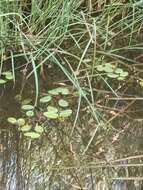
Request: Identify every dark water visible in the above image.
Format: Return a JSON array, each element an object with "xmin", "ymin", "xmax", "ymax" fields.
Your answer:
[{"xmin": 0, "ymin": 67, "xmax": 143, "ymax": 190}]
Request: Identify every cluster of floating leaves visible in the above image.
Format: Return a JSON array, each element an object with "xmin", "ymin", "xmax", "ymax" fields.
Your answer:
[
  {"xmin": 96, "ymin": 63, "xmax": 128, "ymax": 80},
  {"xmin": 7, "ymin": 117, "xmax": 44, "ymax": 139},
  {"xmin": 0, "ymin": 71, "xmax": 13, "ymax": 84},
  {"xmin": 39, "ymin": 87, "xmax": 72, "ymax": 119},
  {"xmin": 7, "ymin": 87, "xmax": 72, "ymax": 139}
]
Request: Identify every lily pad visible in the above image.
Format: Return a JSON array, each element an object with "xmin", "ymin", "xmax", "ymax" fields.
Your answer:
[
  {"xmin": 120, "ymin": 71, "xmax": 128, "ymax": 77},
  {"xmin": 20, "ymin": 124, "xmax": 32, "ymax": 132},
  {"xmin": 104, "ymin": 66, "xmax": 113, "ymax": 73},
  {"xmin": 48, "ymin": 88, "xmax": 59, "ymax": 95},
  {"xmin": 22, "ymin": 98, "xmax": 32, "ymax": 105},
  {"xmin": 107, "ymin": 73, "xmax": 118, "ymax": 78},
  {"xmin": 43, "ymin": 112, "xmax": 58, "ymax": 119},
  {"xmin": 35, "ymin": 124, "xmax": 44, "ymax": 134},
  {"xmin": 24, "ymin": 132, "xmax": 40, "ymax": 139},
  {"xmin": 26, "ymin": 110, "xmax": 34, "ymax": 117},
  {"xmin": 104, "ymin": 63, "xmax": 113, "ymax": 68},
  {"xmin": 96, "ymin": 65, "xmax": 104, "ymax": 72},
  {"xmin": 7, "ymin": 117, "xmax": 17, "ymax": 125},
  {"xmin": 97, "ymin": 63, "xmax": 114, "ymax": 73},
  {"xmin": 47, "ymin": 106, "xmax": 58, "ymax": 113},
  {"xmin": 0, "ymin": 79, "xmax": 7, "ymax": 84},
  {"xmin": 5, "ymin": 73, "xmax": 13, "ymax": 80},
  {"xmin": 115, "ymin": 68, "xmax": 123, "ymax": 74},
  {"xmin": 117, "ymin": 76, "xmax": 125, "ymax": 81},
  {"xmin": 59, "ymin": 109, "xmax": 72, "ymax": 118},
  {"xmin": 58, "ymin": 99, "xmax": 69, "ymax": 107},
  {"xmin": 17, "ymin": 118, "xmax": 25, "ymax": 126},
  {"xmin": 48, "ymin": 87, "xmax": 70, "ymax": 95},
  {"xmin": 40, "ymin": 95, "xmax": 52, "ymax": 103},
  {"xmin": 21, "ymin": 104, "xmax": 34, "ymax": 110},
  {"xmin": 58, "ymin": 87, "xmax": 70, "ymax": 95},
  {"xmin": 2, "ymin": 71, "xmax": 12, "ymax": 76}
]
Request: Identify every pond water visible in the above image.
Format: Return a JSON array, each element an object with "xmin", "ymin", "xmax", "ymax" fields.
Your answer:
[{"xmin": 0, "ymin": 63, "xmax": 143, "ymax": 190}]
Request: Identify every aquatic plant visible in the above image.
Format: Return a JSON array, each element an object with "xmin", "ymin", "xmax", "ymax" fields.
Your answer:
[
  {"xmin": 7, "ymin": 86, "xmax": 73, "ymax": 139},
  {"xmin": 96, "ymin": 63, "xmax": 129, "ymax": 80},
  {"xmin": 2, "ymin": 0, "xmax": 143, "ymax": 153},
  {"xmin": 0, "ymin": 71, "xmax": 13, "ymax": 84}
]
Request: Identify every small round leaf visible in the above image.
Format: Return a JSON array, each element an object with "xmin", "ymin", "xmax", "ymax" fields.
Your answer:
[
  {"xmin": 59, "ymin": 109, "xmax": 72, "ymax": 118},
  {"xmin": 17, "ymin": 118, "xmax": 25, "ymax": 126},
  {"xmin": 96, "ymin": 65, "xmax": 104, "ymax": 72},
  {"xmin": 107, "ymin": 73, "xmax": 118, "ymax": 78},
  {"xmin": 48, "ymin": 88, "xmax": 59, "ymax": 95},
  {"xmin": 0, "ymin": 79, "xmax": 7, "ymax": 84},
  {"xmin": 24, "ymin": 132, "xmax": 40, "ymax": 139},
  {"xmin": 5, "ymin": 73, "xmax": 13, "ymax": 80},
  {"xmin": 21, "ymin": 104, "xmax": 34, "ymax": 110},
  {"xmin": 20, "ymin": 124, "xmax": 32, "ymax": 132},
  {"xmin": 115, "ymin": 68, "xmax": 123, "ymax": 74},
  {"xmin": 7, "ymin": 117, "xmax": 17, "ymax": 125},
  {"xmin": 120, "ymin": 71, "xmax": 128, "ymax": 77},
  {"xmin": 58, "ymin": 99, "xmax": 69, "ymax": 107},
  {"xmin": 22, "ymin": 98, "xmax": 32, "ymax": 105},
  {"xmin": 26, "ymin": 110, "xmax": 34, "ymax": 117},
  {"xmin": 35, "ymin": 124, "xmax": 44, "ymax": 134},
  {"xmin": 40, "ymin": 95, "xmax": 52, "ymax": 103},
  {"xmin": 58, "ymin": 87, "xmax": 70, "ymax": 95},
  {"xmin": 43, "ymin": 112, "xmax": 58, "ymax": 119},
  {"xmin": 47, "ymin": 106, "xmax": 58, "ymax": 113}
]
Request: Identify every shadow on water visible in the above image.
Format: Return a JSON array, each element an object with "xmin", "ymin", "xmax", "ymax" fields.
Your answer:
[{"xmin": 0, "ymin": 61, "xmax": 143, "ymax": 190}]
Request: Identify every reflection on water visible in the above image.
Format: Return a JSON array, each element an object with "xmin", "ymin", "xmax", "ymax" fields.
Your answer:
[
  {"xmin": 0, "ymin": 124, "xmax": 142, "ymax": 190},
  {"xmin": 0, "ymin": 72, "xmax": 143, "ymax": 189}
]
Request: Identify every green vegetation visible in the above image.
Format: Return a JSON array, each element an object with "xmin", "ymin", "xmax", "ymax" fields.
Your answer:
[
  {"xmin": 7, "ymin": 86, "xmax": 73, "ymax": 139},
  {"xmin": 1, "ymin": 1, "xmax": 143, "ymax": 188}
]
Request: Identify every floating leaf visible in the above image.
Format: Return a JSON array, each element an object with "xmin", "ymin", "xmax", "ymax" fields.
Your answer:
[
  {"xmin": 21, "ymin": 104, "xmax": 34, "ymax": 110},
  {"xmin": 35, "ymin": 124, "xmax": 44, "ymax": 134},
  {"xmin": 5, "ymin": 73, "xmax": 13, "ymax": 80},
  {"xmin": 58, "ymin": 87, "xmax": 70, "ymax": 95},
  {"xmin": 47, "ymin": 106, "xmax": 58, "ymax": 113},
  {"xmin": 43, "ymin": 112, "xmax": 58, "ymax": 119},
  {"xmin": 107, "ymin": 73, "xmax": 118, "ymax": 78},
  {"xmin": 0, "ymin": 79, "xmax": 7, "ymax": 84},
  {"xmin": 117, "ymin": 76, "xmax": 125, "ymax": 81},
  {"xmin": 58, "ymin": 99, "xmax": 69, "ymax": 107},
  {"xmin": 104, "ymin": 66, "xmax": 113, "ymax": 73},
  {"xmin": 48, "ymin": 88, "xmax": 59, "ymax": 95},
  {"xmin": 22, "ymin": 98, "xmax": 32, "ymax": 105},
  {"xmin": 120, "ymin": 71, "xmax": 128, "ymax": 77},
  {"xmin": 26, "ymin": 110, "xmax": 34, "ymax": 117},
  {"xmin": 17, "ymin": 118, "xmax": 25, "ymax": 126},
  {"xmin": 20, "ymin": 124, "xmax": 32, "ymax": 132},
  {"xmin": 97, "ymin": 64, "xmax": 113, "ymax": 73},
  {"xmin": 40, "ymin": 95, "xmax": 52, "ymax": 103},
  {"xmin": 2, "ymin": 71, "xmax": 12, "ymax": 76},
  {"xmin": 115, "ymin": 68, "xmax": 123, "ymax": 74},
  {"xmin": 7, "ymin": 117, "xmax": 17, "ymax": 125},
  {"xmin": 96, "ymin": 65, "xmax": 104, "ymax": 72},
  {"xmin": 48, "ymin": 87, "xmax": 70, "ymax": 95},
  {"xmin": 24, "ymin": 132, "xmax": 40, "ymax": 139},
  {"xmin": 104, "ymin": 63, "xmax": 113, "ymax": 68},
  {"xmin": 59, "ymin": 109, "xmax": 72, "ymax": 118}
]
